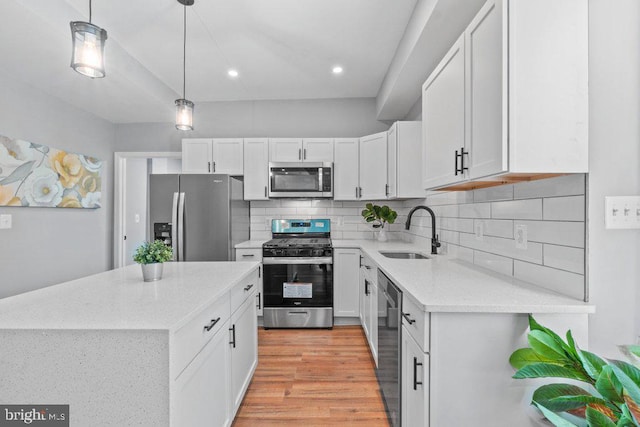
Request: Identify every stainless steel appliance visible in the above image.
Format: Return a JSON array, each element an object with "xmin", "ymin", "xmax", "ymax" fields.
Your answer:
[
  {"xmin": 149, "ymin": 174, "xmax": 249, "ymax": 261},
  {"xmin": 262, "ymin": 219, "xmax": 333, "ymax": 328},
  {"xmin": 268, "ymin": 162, "xmax": 333, "ymax": 198},
  {"xmin": 377, "ymin": 270, "xmax": 402, "ymax": 427}
]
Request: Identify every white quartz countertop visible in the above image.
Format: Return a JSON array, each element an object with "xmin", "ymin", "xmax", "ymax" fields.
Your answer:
[
  {"xmin": 0, "ymin": 262, "xmax": 259, "ymax": 331},
  {"xmin": 333, "ymin": 239, "xmax": 594, "ymax": 314},
  {"xmin": 235, "ymin": 240, "xmax": 268, "ymax": 249}
]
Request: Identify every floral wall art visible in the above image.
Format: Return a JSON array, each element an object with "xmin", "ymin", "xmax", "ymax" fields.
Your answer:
[{"xmin": 0, "ymin": 135, "xmax": 102, "ymax": 208}]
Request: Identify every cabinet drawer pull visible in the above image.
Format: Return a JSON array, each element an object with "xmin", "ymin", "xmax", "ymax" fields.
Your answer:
[
  {"xmin": 213, "ymin": 161, "xmax": 216, "ymax": 172},
  {"xmin": 229, "ymin": 324, "xmax": 236, "ymax": 348},
  {"xmin": 413, "ymin": 356, "xmax": 423, "ymax": 390},
  {"xmin": 402, "ymin": 312, "xmax": 416, "ymax": 325},
  {"xmin": 303, "ymin": 148, "xmax": 307, "ymax": 160},
  {"xmin": 241, "ymin": 254, "xmax": 255, "ymax": 258},
  {"xmin": 208, "ymin": 161, "xmax": 211, "ymax": 173},
  {"xmin": 203, "ymin": 317, "xmax": 221, "ymax": 332},
  {"xmin": 244, "ymin": 283, "xmax": 254, "ymax": 292},
  {"xmin": 264, "ymin": 186, "xmax": 268, "ymax": 197},
  {"xmin": 256, "ymin": 292, "xmax": 261, "ymax": 309},
  {"xmin": 364, "ymin": 279, "xmax": 370, "ymax": 296},
  {"xmin": 455, "ymin": 147, "xmax": 469, "ymax": 175},
  {"xmin": 385, "ymin": 184, "xmax": 389, "ymax": 197},
  {"xmin": 298, "ymin": 148, "xmax": 302, "ymax": 160}
]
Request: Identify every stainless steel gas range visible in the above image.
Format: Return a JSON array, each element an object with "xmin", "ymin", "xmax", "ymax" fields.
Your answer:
[{"xmin": 262, "ymin": 219, "xmax": 333, "ymax": 329}]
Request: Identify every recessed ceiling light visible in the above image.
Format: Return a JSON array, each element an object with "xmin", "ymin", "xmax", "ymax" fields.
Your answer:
[
  {"xmin": 332, "ymin": 66, "xmax": 343, "ymax": 75},
  {"xmin": 228, "ymin": 69, "xmax": 239, "ymax": 78}
]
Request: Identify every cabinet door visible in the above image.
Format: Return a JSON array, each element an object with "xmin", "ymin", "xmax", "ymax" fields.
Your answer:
[
  {"xmin": 422, "ymin": 35, "xmax": 466, "ymax": 189},
  {"xmin": 334, "ymin": 249, "xmax": 361, "ymax": 317},
  {"xmin": 235, "ymin": 249, "xmax": 264, "ymax": 317},
  {"xmin": 401, "ymin": 327, "xmax": 429, "ymax": 427},
  {"xmin": 230, "ymin": 293, "xmax": 258, "ymax": 414},
  {"xmin": 302, "ymin": 138, "xmax": 334, "ymax": 162},
  {"xmin": 360, "ymin": 270, "xmax": 370, "ymax": 340},
  {"xmin": 333, "ymin": 138, "xmax": 360, "ymax": 200},
  {"xmin": 212, "ymin": 138, "xmax": 244, "ymax": 175},
  {"xmin": 269, "ymin": 138, "xmax": 303, "ymax": 162},
  {"xmin": 359, "ymin": 132, "xmax": 388, "ymax": 200},
  {"xmin": 368, "ymin": 279, "xmax": 378, "ymax": 367},
  {"xmin": 182, "ymin": 139, "xmax": 212, "ymax": 174},
  {"xmin": 174, "ymin": 320, "xmax": 231, "ymax": 427},
  {"xmin": 243, "ymin": 138, "xmax": 269, "ymax": 200},
  {"xmin": 395, "ymin": 122, "xmax": 425, "ymax": 198},
  {"xmin": 386, "ymin": 124, "xmax": 397, "ymax": 199},
  {"xmin": 466, "ymin": 0, "xmax": 506, "ymax": 179}
]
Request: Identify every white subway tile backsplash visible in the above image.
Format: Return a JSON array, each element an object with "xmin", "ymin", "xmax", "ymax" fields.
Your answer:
[
  {"xmin": 514, "ymin": 261, "xmax": 585, "ymax": 300},
  {"xmin": 543, "ymin": 196, "xmax": 585, "ymax": 221},
  {"xmin": 513, "ymin": 174, "xmax": 585, "ymax": 200},
  {"xmin": 326, "ymin": 207, "xmax": 361, "ymax": 216},
  {"xmin": 424, "ymin": 191, "xmax": 473, "ymax": 206},
  {"xmin": 516, "ymin": 220, "xmax": 584, "ymax": 248},
  {"xmin": 250, "ymin": 230, "xmax": 271, "ymax": 240},
  {"xmin": 459, "ymin": 233, "xmax": 543, "ymax": 264},
  {"xmin": 491, "ymin": 199, "xmax": 542, "ymax": 220},
  {"xmin": 477, "ymin": 219, "xmax": 514, "ymax": 239},
  {"xmin": 265, "ymin": 207, "xmax": 297, "ymax": 215},
  {"xmin": 296, "ymin": 207, "xmax": 327, "ymax": 216},
  {"xmin": 459, "ymin": 203, "xmax": 491, "ymax": 219},
  {"xmin": 343, "ymin": 231, "xmax": 375, "ymax": 240},
  {"xmin": 431, "ymin": 204, "xmax": 460, "ymax": 218},
  {"xmin": 473, "ymin": 185, "xmax": 514, "ymax": 203},
  {"xmin": 474, "ymin": 251, "xmax": 514, "ymax": 276},
  {"xmin": 543, "ymin": 245, "xmax": 585, "ymax": 274},
  {"xmin": 439, "ymin": 217, "xmax": 474, "ymax": 233},
  {"xmin": 251, "ymin": 200, "xmax": 277, "ymax": 208},
  {"xmin": 281, "ymin": 200, "xmax": 311, "ymax": 207},
  {"xmin": 456, "ymin": 245, "xmax": 474, "ymax": 263}
]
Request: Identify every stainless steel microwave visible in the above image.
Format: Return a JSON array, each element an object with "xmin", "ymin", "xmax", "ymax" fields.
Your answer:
[{"xmin": 268, "ymin": 162, "xmax": 333, "ymax": 198}]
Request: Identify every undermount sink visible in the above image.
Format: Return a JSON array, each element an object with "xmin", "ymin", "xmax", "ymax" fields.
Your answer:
[{"xmin": 379, "ymin": 251, "xmax": 430, "ymax": 260}]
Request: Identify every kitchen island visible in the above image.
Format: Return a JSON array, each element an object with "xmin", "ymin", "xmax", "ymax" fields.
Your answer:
[{"xmin": 0, "ymin": 261, "xmax": 260, "ymax": 426}]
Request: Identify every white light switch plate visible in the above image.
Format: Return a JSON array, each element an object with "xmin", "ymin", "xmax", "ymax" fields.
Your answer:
[
  {"xmin": 605, "ymin": 196, "xmax": 640, "ymax": 229},
  {"xmin": 515, "ymin": 224, "xmax": 528, "ymax": 249},
  {"xmin": 0, "ymin": 214, "xmax": 12, "ymax": 229}
]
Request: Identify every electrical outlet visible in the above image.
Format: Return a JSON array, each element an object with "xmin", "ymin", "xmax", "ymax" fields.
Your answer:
[
  {"xmin": 0, "ymin": 214, "xmax": 12, "ymax": 229},
  {"xmin": 475, "ymin": 221, "xmax": 484, "ymax": 241},
  {"xmin": 605, "ymin": 196, "xmax": 640, "ymax": 229},
  {"xmin": 515, "ymin": 224, "xmax": 528, "ymax": 249}
]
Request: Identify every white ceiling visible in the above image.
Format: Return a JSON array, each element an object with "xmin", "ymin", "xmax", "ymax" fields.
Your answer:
[{"xmin": 0, "ymin": 0, "xmax": 418, "ymax": 124}]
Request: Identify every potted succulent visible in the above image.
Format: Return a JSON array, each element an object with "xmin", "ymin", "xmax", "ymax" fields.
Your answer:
[
  {"xmin": 361, "ymin": 203, "xmax": 398, "ymax": 242},
  {"xmin": 133, "ymin": 240, "xmax": 173, "ymax": 282}
]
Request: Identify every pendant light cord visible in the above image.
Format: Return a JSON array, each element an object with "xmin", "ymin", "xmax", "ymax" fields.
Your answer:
[
  {"xmin": 89, "ymin": 0, "xmax": 92, "ymax": 23},
  {"xmin": 182, "ymin": 4, "xmax": 187, "ymax": 99}
]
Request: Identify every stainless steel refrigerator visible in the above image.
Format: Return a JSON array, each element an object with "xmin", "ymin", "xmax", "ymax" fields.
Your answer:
[{"xmin": 149, "ymin": 174, "xmax": 249, "ymax": 261}]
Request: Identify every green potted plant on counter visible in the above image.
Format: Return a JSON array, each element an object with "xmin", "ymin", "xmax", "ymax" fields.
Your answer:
[
  {"xmin": 509, "ymin": 315, "xmax": 640, "ymax": 426},
  {"xmin": 361, "ymin": 203, "xmax": 398, "ymax": 242},
  {"xmin": 133, "ymin": 240, "xmax": 173, "ymax": 282}
]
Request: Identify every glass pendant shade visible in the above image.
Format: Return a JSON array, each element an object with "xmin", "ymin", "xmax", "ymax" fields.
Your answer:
[
  {"xmin": 175, "ymin": 99, "xmax": 194, "ymax": 131},
  {"xmin": 70, "ymin": 21, "xmax": 107, "ymax": 78}
]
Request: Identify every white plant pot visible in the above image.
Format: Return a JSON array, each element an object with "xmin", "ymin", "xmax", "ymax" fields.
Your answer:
[
  {"xmin": 377, "ymin": 227, "xmax": 388, "ymax": 242},
  {"xmin": 141, "ymin": 263, "xmax": 163, "ymax": 282}
]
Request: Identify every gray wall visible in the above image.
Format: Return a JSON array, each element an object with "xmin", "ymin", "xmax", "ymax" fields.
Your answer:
[
  {"xmin": 588, "ymin": 0, "xmax": 640, "ymax": 355},
  {"xmin": 0, "ymin": 69, "xmax": 115, "ymax": 298},
  {"xmin": 114, "ymin": 98, "xmax": 389, "ymax": 151}
]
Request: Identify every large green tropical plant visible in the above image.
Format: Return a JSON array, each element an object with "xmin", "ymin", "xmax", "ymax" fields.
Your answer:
[{"xmin": 510, "ymin": 315, "xmax": 640, "ymax": 426}]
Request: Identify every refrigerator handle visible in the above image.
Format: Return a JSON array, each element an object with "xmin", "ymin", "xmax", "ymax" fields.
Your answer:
[
  {"xmin": 177, "ymin": 192, "xmax": 186, "ymax": 262},
  {"xmin": 171, "ymin": 192, "xmax": 179, "ymax": 261}
]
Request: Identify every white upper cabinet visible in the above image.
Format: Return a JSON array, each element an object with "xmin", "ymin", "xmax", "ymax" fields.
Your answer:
[
  {"xmin": 243, "ymin": 138, "xmax": 269, "ymax": 200},
  {"xmin": 422, "ymin": 36, "xmax": 467, "ymax": 190},
  {"xmin": 388, "ymin": 121, "xmax": 425, "ymax": 199},
  {"xmin": 359, "ymin": 131, "xmax": 388, "ymax": 200},
  {"xmin": 422, "ymin": 0, "xmax": 588, "ymax": 190},
  {"xmin": 269, "ymin": 138, "xmax": 334, "ymax": 162},
  {"xmin": 268, "ymin": 138, "xmax": 303, "ymax": 162},
  {"xmin": 333, "ymin": 138, "xmax": 360, "ymax": 200},
  {"xmin": 302, "ymin": 138, "xmax": 334, "ymax": 162},
  {"xmin": 182, "ymin": 138, "xmax": 243, "ymax": 175}
]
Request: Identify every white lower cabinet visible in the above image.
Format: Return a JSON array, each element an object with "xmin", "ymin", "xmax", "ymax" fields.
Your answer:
[
  {"xmin": 359, "ymin": 254, "xmax": 378, "ymax": 366},
  {"xmin": 230, "ymin": 290, "xmax": 258, "ymax": 413},
  {"xmin": 333, "ymin": 248, "xmax": 361, "ymax": 317},
  {"xmin": 174, "ymin": 319, "xmax": 232, "ymax": 427},
  {"xmin": 401, "ymin": 326, "xmax": 429, "ymax": 427},
  {"xmin": 235, "ymin": 248, "xmax": 264, "ymax": 316}
]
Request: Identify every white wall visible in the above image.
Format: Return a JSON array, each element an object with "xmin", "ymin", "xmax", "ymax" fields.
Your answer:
[
  {"xmin": 123, "ymin": 158, "xmax": 148, "ymax": 266},
  {"xmin": 0, "ymin": 70, "xmax": 115, "ymax": 299},
  {"xmin": 588, "ymin": 0, "xmax": 640, "ymax": 355},
  {"xmin": 114, "ymin": 98, "xmax": 389, "ymax": 152}
]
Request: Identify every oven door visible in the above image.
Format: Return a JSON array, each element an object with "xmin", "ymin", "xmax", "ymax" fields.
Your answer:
[{"xmin": 263, "ymin": 260, "xmax": 333, "ymax": 307}]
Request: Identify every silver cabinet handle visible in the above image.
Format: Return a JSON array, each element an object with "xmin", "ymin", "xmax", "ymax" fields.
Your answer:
[
  {"xmin": 177, "ymin": 192, "xmax": 185, "ymax": 262},
  {"xmin": 171, "ymin": 192, "xmax": 179, "ymax": 261},
  {"xmin": 204, "ymin": 317, "xmax": 220, "ymax": 332}
]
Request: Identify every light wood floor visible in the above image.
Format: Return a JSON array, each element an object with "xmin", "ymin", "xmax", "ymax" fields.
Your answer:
[{"xmin": 232, "ymin": 326, "xmax": 390, "ymax": 427}]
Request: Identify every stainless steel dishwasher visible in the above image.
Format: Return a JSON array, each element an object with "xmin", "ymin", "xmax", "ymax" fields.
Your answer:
[{"xmin": 377, "ymin": 270, "xmax": 402, "ymax": 427}]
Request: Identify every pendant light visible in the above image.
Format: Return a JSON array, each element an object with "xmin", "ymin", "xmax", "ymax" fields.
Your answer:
[
  {"xmin": 70, "ymin": 0, "xmax": 108, "ymax": 78},
  {"xmin": 175, "ymin": 0, "xmax": 195, "ymax": 131}
]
